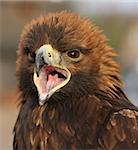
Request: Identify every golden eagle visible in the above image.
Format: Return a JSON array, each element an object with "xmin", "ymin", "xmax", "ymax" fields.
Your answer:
[{"xmin": 13, "ymin": 11, "xmax": 138, "ymax": 150}]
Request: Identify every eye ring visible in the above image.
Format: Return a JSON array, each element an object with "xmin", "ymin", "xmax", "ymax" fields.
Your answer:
[{"xmin": 67, "ymin": 49, "xmax": 80, "ymax": 59}]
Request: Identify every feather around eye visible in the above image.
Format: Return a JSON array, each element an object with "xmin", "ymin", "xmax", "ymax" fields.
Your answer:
[
  {"xmin": 24, "ymin": 47, "xmax": 30, "ymax": 54},
  {"xmin": 28, "ymin": 52, "xmax": 35, "ymax": 63}
]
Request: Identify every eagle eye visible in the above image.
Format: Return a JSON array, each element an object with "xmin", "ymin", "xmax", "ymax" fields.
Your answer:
[
  {"xmin": 66, "ymin": 49, "xmax": 83, "ymax": 62},
  {"xmin": 67, "ymin": 49, "xmax": 80, "ymax": 58}
]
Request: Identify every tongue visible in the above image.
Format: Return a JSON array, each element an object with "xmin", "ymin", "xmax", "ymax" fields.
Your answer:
[
  {"xmin": 39, "ymin": 72, "xmax": 64, "ymax": 96},
  {"xmin": 47, "ymin": 74, "xmax": 63, "ymax": 92},
  {"xmin": 34, "ymin": 66, "xmax": 66, "ymax": 103}
]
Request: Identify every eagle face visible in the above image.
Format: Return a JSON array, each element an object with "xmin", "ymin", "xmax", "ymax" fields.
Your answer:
[{"xmin": 17, "ymin": 11, "xmax": 107, "ymax": 105}]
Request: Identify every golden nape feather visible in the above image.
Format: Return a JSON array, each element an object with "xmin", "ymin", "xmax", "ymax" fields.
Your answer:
[{"xmin": 14, "ymin": 11, "xmax": 138, "ymax": 150}]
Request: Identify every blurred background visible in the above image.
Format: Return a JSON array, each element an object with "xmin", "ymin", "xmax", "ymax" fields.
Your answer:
[{"xmin": 0, "ymin": 0, "xmax": 138, "ymax": 149}]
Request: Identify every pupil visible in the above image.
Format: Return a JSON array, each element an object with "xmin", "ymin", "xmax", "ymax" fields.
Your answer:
[
  {"xmin": 68, "ymin": 50, "xmax": 79, "ymax": 58},
  {"xmin": 72, "ymin": 52, "xmax": 75, "ymax": 56}
]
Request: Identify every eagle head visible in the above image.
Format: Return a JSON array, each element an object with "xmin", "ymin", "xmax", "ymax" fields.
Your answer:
[{"xmin": 16, "ymin": 11, "xmax": 121, "ymax": 106}]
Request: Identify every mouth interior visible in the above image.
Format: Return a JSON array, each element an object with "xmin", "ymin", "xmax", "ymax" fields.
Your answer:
[
  {"xmin": 49, "ymin": 70, "xmax": 67, "ymax": 79},
  {"xmin": 34, "ymin": 65, "xmax": 70, "ymax": 104},
  {"xmin": 41, "ymin": 65, "xmax": 68, "ymax": 92}
]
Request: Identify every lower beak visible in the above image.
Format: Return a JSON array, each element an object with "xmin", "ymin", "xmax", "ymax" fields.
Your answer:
[{"xmin": 33, "ymin": 44, "xmax": 71, "ymax": 105}]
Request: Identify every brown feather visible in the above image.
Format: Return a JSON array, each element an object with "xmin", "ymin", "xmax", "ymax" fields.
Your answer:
[
  {"xmin": 98, "ymin": 109, "xmax": 138, "ymax": 149},
  {"xmin": 13, "ymin": 11, "xmax": 138, "ymax": 150}
]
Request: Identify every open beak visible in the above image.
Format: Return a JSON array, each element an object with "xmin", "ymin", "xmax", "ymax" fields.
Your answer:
[{"xmin": 33, "ymin": 44, "xmax": 71, "ymax": 105}]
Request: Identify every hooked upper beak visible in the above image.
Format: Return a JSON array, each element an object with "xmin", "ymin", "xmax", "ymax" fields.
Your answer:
[
  {"xmin": 33, "ymin": 44, "xmax": 71, "ymax": 105},
  {"xmin": 35, "ymin": 44, "xmax": 60, "ymax": 77}
]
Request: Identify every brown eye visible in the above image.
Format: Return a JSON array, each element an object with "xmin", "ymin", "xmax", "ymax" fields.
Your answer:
[{"xmin": 67, "ymin": 49, "xmax": 80, "ymax": 58}]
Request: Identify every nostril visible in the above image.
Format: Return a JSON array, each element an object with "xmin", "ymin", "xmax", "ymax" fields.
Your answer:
[{"xmin": 48, "ymin": 53, "xmax": 51, "ymax": 57}]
